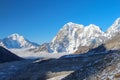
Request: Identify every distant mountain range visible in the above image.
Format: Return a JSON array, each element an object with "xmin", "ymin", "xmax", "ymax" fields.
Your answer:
[
  {"xmin": 1, "ymin": 18, "xmax": 120, "ymax": 79},
  {"xmin": 1, "ymin": 18, "xmax": 120, "ymax": 54},
  {"xmin": 34, "ymin": 18, "xmax": 120, "ymax": 53},
  {"xmin": 0, "ymin": 33, "xmax": 39, "ymax": 49}
]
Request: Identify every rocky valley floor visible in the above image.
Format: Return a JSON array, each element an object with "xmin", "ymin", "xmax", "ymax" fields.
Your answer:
[{"xmin": 0, "ymin": 50, "xmax": 120, "ymax": 80}]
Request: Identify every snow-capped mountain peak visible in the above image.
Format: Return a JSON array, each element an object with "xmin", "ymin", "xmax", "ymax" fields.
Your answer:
[
  {"xmin": 85, "ymin": 24, "xmax": 103, "ymax": 33},
  {"xmin": 8, "ymin": 33, "xmax": 21, "ymax": 38},
  {"xmin": 2, "ymin": 33, "xmax": 39, "ymax": 49},
  {"xmin": 8, "ymin": 33, "xmax": 24, "ymax": 41},
  {"xmin": 106, "ymin": 18, "xmax": 120, "ymax": 38},
  {"xmin": 64, "ymin": 22, "xmax": 84, "ymax": 29},
  {"xmin": 114, "ymin": 17, "xmax": 120, "ymax": 25},
  {"xmin": 107, "ymin": 18, "xmax": 120, "ymax": 32},
  {"xmin": 49, "ymin": 22, "xmax": 105, "ymax": 53},
  {"xmin": 87, "ymin": 24, "xmax": 101, "ymax": 30},
  {"xmin": 112, "ymin": 18, "xmax": 120, "ymax": 30},
  {"xmin": 66, "ymin": 22, "xmax": 74, "ymax": 26}
]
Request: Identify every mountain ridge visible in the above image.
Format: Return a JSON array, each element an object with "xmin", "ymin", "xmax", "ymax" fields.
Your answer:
[
  {"xmin": 1, "ymin": 18, "xmax": 120, "ymax": 54},
  {"xmin": 36, "ymin": 18, "xmax": 120, "ymax": 53}
]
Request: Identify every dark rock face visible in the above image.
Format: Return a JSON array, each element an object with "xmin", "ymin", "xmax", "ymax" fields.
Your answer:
[{"xmin": 0, "ymin": 46, "xmax": 23, "ymax": 63}]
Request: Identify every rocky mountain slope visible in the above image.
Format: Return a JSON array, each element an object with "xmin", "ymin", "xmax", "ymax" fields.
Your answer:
[
  {"xmin": 62, "ymin": 51, "xmax": 120, "ymax": 80},
  {"xmin": 62, "ymin": 32, "xmax": 120, "ymax": 80},
  {"xmin": 0, "ymin": 33, "xmax": 39, "ymax": 49}
]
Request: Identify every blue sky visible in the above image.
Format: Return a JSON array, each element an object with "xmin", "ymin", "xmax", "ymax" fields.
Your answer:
[{"xmin": 0, "ymin": 0, "xmax": 120, "ymax": 44}]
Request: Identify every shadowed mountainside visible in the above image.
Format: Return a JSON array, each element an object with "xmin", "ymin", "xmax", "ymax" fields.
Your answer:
[{"xmin": 0, "ymin": 46, "xmax": 23, "ymax": 63}]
